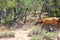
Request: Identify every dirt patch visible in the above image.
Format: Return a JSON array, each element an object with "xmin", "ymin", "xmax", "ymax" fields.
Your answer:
[{"xmin": 0, "ymin": 29, "xmax": 31, "ymax": 40}]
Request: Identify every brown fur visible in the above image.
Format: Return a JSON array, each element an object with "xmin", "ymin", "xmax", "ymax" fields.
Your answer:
[{"xmin": 35, "ymin": 17, "xmax": 59, "ymax": 29}]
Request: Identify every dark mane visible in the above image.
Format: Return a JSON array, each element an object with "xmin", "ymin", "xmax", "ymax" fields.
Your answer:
[
  {"xmin": 58, "ymin": 17, "xmax": 60, "ymax": 22},
  {"xmin": 35, "ymin": 19, "xmax": 43, "ymax": 25}
]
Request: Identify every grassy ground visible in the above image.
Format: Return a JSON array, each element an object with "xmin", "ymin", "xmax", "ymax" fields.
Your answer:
[
  {"xmin": 29, "ymin": 27, "xmax": 57, "ymax": 40},
  {"xmin": 0, "ymin": 31, "xmax": 15, "ymax": 38}
]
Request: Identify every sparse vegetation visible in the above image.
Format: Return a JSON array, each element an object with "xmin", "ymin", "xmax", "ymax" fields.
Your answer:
[
  {"xmin": 0, "ymin": 31, "xmax": 15, "ymax": 38},
  {"xmin": 29, "ymin": 27, "xmax": 57, "ymax": 40},
  {"xmin": 0, "ymin": 0, "xmax": 60, "ymax": 40}
]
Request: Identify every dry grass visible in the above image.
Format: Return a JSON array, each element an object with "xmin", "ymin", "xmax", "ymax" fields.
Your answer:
[
  {"xmin": 0, "ymin": 31, "xmax": 15, "ymax": 39},
  {"xmin": 29, "ymin": 27, "xmax": 57, "ymax": 40}
]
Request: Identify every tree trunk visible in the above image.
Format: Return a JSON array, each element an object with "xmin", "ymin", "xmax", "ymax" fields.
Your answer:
[
  {"xmin": 39, "ymin": 13, "xmax": 42, "ymax": 19},
  {"xmin": 24, "ymin": 15, "xmax": 27, "ymax": 23},
  {"xmin": 33, "ymin": 10, "xmax": 36, "ymax": 17}
]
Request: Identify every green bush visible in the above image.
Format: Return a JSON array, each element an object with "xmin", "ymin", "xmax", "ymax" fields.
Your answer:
[
  {"xmin": 6, "ymin": 13, "xmax": 14, "ymax": 23},
  {"xmin": 1, "ymin": 18, "xmax": 5, "ymax": 24}
]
